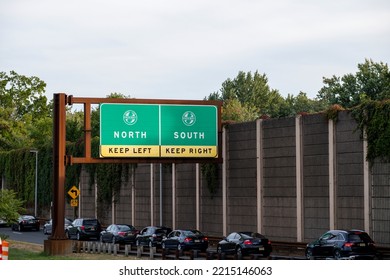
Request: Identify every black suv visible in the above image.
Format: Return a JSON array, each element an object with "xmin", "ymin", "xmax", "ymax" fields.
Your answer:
[
  {"xmin": 135, "ymin": 226, "xmax": 172, "ymax": 247},
  {"xmin": 305, "ymin": 229, "xmax": 377, "ymax": 259},
  {"xmin": 65, "ymin": 218, "xmax": 102, "ymax": 241}
]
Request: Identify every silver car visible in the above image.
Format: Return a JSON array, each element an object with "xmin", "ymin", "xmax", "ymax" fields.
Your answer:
[{"xmin": 43, "ymin": 218, "xmax": 73, "ymax": 235}]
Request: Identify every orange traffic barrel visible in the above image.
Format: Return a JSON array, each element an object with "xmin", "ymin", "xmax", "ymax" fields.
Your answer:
[{"xmin": 2, "ymin": 240, "xmax": 9, "ymax": 260}]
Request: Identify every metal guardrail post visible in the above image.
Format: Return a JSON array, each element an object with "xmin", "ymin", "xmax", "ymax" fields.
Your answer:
[
  {"xmin": 137, "ymin": 245, "xmax": 143, "ymax": 258},
  {"xmin": 149, "ymin": 246, "xmax": 155, "ymax": 259}
]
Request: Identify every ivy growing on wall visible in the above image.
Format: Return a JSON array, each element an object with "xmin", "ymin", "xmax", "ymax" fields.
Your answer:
[
  {"xmin": 352, "ymin": 99, "xmax": 390, "ymax": 163},
  {"xmin": 65, "ymin": 140, "xmax": 83, "ymax": 200},
  {"xmin": 201, "ymin": 162, "xmax": 219, "ymax": 198},
  {"xmin": 323, "ymin": 100, "xmax": 390, "ymax": 164},
  {"xmin": 0, "ymin": 149, "xmax": 34, "ymax": 206},
  {"xmin": 0, "ymin": 145, "xmax": 53, "ymax": 215},
  {"xmin": 85, "ymin": 137, "xmax": 135, "ymax": 207},
  {"xmin": 0, "ymin": 138, "xmax": 136, "ymax": 216}
]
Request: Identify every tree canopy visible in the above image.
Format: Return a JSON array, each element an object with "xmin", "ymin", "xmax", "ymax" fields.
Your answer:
[
  {"xmin": 318, "ymin": 59, "xmax": 390, "ymax": 109},
  {"xmin": 208, "ymin": 70, "xmax": 326, "ymax": 122},
  {"xmin": 208, "ymin": 59, "xmax": 389, "ymax": 123},
  {"xmin": 0, "ymin": 71, "xmax": 52, "ymax": 150}
]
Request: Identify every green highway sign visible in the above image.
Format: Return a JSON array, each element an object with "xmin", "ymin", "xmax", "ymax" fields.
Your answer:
[{"xmin": 100, "ymin": 103, "xmax": 218, "ymax": 158}]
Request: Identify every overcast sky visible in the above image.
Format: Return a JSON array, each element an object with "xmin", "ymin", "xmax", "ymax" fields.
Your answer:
[{"xmin": 1, "ymin": 0, "xmax": 389, "ymax": 103}]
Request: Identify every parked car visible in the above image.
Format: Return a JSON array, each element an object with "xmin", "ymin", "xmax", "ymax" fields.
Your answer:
[
  {"xmin": 217, "ymin": 231, "xmax": 272, "ymax": 257},
  {"xmin": 161, "ymin": 229, "xmax": 209, "ymax": 252},
  {"xmin": 305, "ymin": 229, "xmax": 377, "ymax": 259},
  {"xmin": 11, "ymin": 215, "xmax": 40, "ymax": 231},
  {"xmin": 135, "ymin": 226, "xmax": 172, "ymax": 247},
  {"xmin": 0, "ymin": 218, "xmax": 7, "ymax": 227},
  {"xmin": 43, "ymin": 218, "xmax": 73, "ymax": 235},
  {"xmin": 65, "ymin": 218, "xmax": 102, "ymax": 241},
  {"xmin": 100, "ymin": 224, "xmax": 139, "ymax": 244}
]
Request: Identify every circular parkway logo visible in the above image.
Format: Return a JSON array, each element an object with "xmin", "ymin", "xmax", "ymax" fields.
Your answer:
[
  {"xmin": 182, "ymin": 111, "xmax": 196, "ymax": 126},
  {"xmin": 123, "ymin": 110, "xmax": 138, "ymax": 125}
]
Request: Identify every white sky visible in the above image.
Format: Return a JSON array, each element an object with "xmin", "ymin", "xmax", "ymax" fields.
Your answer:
[{"xmin": 1, "ymin": 0, "xmax": 389, "ymax": 102}]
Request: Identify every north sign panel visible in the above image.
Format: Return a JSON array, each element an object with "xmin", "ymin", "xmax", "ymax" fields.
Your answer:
[
  {"xmin": 100, "ymin": 104, "xmax": 160, "ymax": 157},
  {"xmin": 100, "ymin": 103, "xmax": 218, "ymax": 158}
]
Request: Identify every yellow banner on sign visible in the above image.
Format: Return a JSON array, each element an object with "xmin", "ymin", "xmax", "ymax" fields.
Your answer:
[
  {"xmin": 70, "ymin": 199, "xmax": 78, "ymax": 207},
  {"xmin": 161, "ymin": 146, "xmax": 218, "ymax": 157},
  {"xmin": 100, "ymin": 145, "xmax": 160, "ymax": 157}
]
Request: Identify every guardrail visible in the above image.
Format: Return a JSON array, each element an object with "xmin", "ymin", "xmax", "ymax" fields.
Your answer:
[
  {"xmin": 70, "ymin": 240, "xmax": 304, "ymax": 260},
  {"xmin": 70, "ymin": 239, "xmax": 390, "ymax": 260}
]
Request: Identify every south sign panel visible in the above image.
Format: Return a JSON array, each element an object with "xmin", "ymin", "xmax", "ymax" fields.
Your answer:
[{"xmin": 99, "ymin": 103, "xmax": 218, "ymax": 158}]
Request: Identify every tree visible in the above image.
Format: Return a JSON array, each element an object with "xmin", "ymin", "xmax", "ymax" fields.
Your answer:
[
  {"xmin": 66, "ymin": 111, "xmax": 84, "ymax": 143},
  {"xmin": 317, "ymin": 59, "xmax": 390, "ymax": 108},
  {"xmin": 208, "ymin": 70, "xmax": 287, "ymax": 122},
  {"xmin": 279, "ymin": 92, "xmax": 327, "ymax": 117},
  {"xmin": 0, "ymin": 107, "xmax": 29, "ymax": 150},
  {"xmin": 0, "ymin": 189, "xmax": 25, "ymax": 225},
  {"xmin": 221, "ymin": 98, "xmax": 258, "ymax": 122},
  {"xmin": 0, "ymin": 71, "xmax": 51, "ymax": 150}
]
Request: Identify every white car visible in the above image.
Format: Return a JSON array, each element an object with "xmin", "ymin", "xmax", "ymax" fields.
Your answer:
[{"xmin": 0, "ymin": 218, "xmax": 7, "ymax": 227}]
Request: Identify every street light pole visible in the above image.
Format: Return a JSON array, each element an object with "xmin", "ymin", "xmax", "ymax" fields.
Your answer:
[{"xmin": 30, "ymin": 149, "xmax": 38, "ymax": 217}]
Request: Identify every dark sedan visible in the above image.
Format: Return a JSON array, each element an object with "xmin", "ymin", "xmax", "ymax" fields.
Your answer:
[
  {"xmin": 100, "ymin": 224, "xmax": 139, "ymax": 244},
  {"xmin": 135, "ymin": 226, "xmax": 172, "ymax": 247},
  {"xmin": 11, "ymin": 215, "xmax": 40, "ymax": 231},
  {"xmin": 162, "ymin": 229, "xmax": 209, "ymax": 252},
  {"xmin": 217, "ymin": 231, "xmax": 272, "ymax": 257},
  {"xmin": 305, "ymin": 229, "xmax": 377, "ymax": 259}
]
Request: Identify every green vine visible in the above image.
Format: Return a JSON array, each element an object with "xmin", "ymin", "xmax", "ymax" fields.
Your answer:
[
  {"xmin": 83, "ymin": 136, "xmax": 136, "ymax": 206},
  {"xmin": 322, "ymin": 100, "xmax": 390, "ymax": 164},
  {"xmin": 352, "ymin": 99, "xmax": 390, "ymax": 163},
  {"xmin": 65, "ymin": 141, "xmax": 83, "ymax": 202},
  {"xmin": 201, "ymin": 163, "xmax": 219, "ymax": 198},
  {"xmin": 0, "ymin": 145, "xmax": 53, "ymax": 216}
]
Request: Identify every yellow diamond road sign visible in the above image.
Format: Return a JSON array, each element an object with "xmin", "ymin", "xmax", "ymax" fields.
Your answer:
[{"xmin": 68, "ymin": 186, "xmax": 80, "ymax": 199}]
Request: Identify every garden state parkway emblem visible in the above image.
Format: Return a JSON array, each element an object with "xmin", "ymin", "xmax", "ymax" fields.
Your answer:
[
  {"xmin": 182, "ymin": 111, "xmax": 196, "ymax": 126},
  {"xmin": 123, "ymin": 110, "xmax": 138, "ymax": 126}
]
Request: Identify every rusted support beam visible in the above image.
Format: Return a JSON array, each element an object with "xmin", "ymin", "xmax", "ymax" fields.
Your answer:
[
  {"xmin": 51, "ymin": 93, "xmax": 67, "ymax": 240},
  {"xmin": 67, "ymin": 95, "xmax": 222, "ymax": 106},
  {"xmin": 84, "ymin": 102, "xmax": 92, "ymax": 159},
  {"xmin": 67, "ymin": 155, "xmax": 222, "ymax": 164}
]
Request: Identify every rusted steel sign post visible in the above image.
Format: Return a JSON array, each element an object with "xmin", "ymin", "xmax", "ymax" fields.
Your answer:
[
  {"xmin": 45, "ymin": 93, "xmax": 222, "ymax": 255},
  {"xmin": 44, "ymin": 93, "xmax": 72, "ymax": 255}
]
